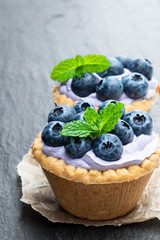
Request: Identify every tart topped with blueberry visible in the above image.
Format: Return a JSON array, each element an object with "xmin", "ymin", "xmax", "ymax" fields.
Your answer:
[
  {"xmin": 32, "ymin": 101, "xmax": 160, "ymax": 220},
  {"xmin": 51, "ymin": 54, "xmax": 160, "ymax": 113},
  {"xmin": 40, "ymin": 101, "xmax": 156, "ymax": 168}
]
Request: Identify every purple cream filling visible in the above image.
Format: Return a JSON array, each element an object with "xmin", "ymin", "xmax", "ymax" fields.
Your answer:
[
  {"xmin": 42, "ymin": 133, "xmax": 159, "ymax": 171},
  {"xmin": 59, "ymin": 69, "xmax": 158, "ymax": 106}
]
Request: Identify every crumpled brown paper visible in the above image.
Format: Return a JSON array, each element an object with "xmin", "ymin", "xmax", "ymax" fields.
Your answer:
[{"xmin": 17, "ymin": 149, "xmax": 160, "ymax": 226}]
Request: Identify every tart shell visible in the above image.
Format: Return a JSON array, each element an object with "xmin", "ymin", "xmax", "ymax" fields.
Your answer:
[
  {"xmin": 52, "ymin": 83, "xmax": 160, "ymax": 113},
  {"xmin": 32, "ymin": 133, "xmax": 160, "ymax": 220}
]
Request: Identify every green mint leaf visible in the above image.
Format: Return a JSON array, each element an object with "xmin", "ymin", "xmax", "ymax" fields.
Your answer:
[
  {"xmin": 61, "ymin": 103, "xmax": 125, "ymax": 138},
  {"xmin": 61, "ymin": 120, "xmax": 96, "ymax": 138},
  {"xmin": 99, "ymin": 102, "xmax": 125, "ymax": 134},
  {"xmin": 51, "ymin": 58, "xmax": 78, "ymax": 82},
  {"xmin": 75, "ymin": 66, "xmax": 87, "ymax": 78},
  {"xmin": 75, "ymin": 55, "xmax": 84, "ymax": 66},
  {"xmin": 83, "ymin": 54, "xmax": 111, "ymax": 73},
  {"xmin": 51, "ymin": 54, "xmax": 111, "ymax": 82},
  {"xmin": 83, "ymin": 108, "xmax": 100, "ymax": 130}
]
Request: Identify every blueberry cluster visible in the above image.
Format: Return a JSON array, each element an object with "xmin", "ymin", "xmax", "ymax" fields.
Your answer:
[
  {"xmin": 42, "ymin": 101, "xmax": 153, "ymax": 162},
  {"xmin": 71, "ymin": 57, "xmax": 153, "ymax": 101}
]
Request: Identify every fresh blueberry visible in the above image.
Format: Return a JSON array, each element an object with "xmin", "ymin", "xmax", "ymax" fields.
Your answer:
[
  {"xmin": 128, "ymin": 58, "xmax": 153, "ymax": 80},
  {"xmin": 116, "ymin": 56, "xmax": 132, "ymax": 68},
  {"xmin": 71, "ymin": 72, "xmax": 98, "ymax": 97},
  {"xmin": 96, "ymin": 76, "xmax": 124, "ymax": 101},
  {"xmin": 42, "ymin": 121, "xmax": 67, "ymax": 147},
  {"xmin": 93, "ymin": 134, "xmax": 123, "ymax": 161},
  {"xmin": 98, "ymin": 100, "xmax": 126, "ymax": 119},
  {"xmin": 110, "ymin": 119, "xmax": 134, "ymax": 145},
  {"xmin": 122, "ymin": 73, "xmax": 148, "ymax": 99},
  {"xmin": 125, "ymin": 110, "xmax": 153, "ymax": 136},
  {"xmin": 65, "ymin": 137, "xmax": 92, "ymax": 158},
  {"xmin": 48, "ymin": 105, "xmax": 76, "ymax": 123},
  {"xmin": 73, "ymin": 112, "xmax": 85, "ymax": 121},
  {"xmin": 74, "ymin": 100, "xmax": 95, "ymax": 114},
  {"xmin": 98, "ymin": 57, "xmax": 124, "ymax": 78}
]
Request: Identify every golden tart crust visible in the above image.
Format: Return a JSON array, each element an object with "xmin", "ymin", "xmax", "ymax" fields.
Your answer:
[
  {"xmin": 32, "ymin": 132, "xmax": 160, "ymax": 185},
  {"xmin": 52, "ymin": 83, "xmax": 160, "ymax": 113}
]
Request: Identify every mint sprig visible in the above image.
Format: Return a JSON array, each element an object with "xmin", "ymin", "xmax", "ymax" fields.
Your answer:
[
  {"xmin": 61, "ymin": 102, "xmax": 125, "ymax": 138},
  {"xmin": 51, "ymin": 54, "xmax": 111, "ymax": 82},
  {"xmin": 60, "ymin": 120, "xmax": 96, "ymax": 138}
]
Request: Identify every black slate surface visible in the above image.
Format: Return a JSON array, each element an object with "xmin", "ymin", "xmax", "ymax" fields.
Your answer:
[{"xmin": 1, "ymin": 0, "xmax": 160, "ymax": 239}]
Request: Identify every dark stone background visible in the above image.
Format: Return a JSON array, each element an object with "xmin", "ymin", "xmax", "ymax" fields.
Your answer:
[{"xmin": 0, "ymin": 0, "xmax": 160, "ymax": 239}]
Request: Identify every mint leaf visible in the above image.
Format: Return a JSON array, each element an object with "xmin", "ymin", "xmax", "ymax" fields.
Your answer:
[
  {"xmin": 51, "ymin": 58, "xmax": 78, "ymax": 82},
  {"xmin": 75, "ymin": 66, "xmax": 87, "ymax": 78},
  {"xmin": 83, "ymin": 54, "xmax": 111, "ymax": 73},
  {"xmin": 75, "ymin": 55, "xmax": 84, "ymax": 66},
  {"xmin": 83, "ymin": 108, "xmax": 100, "ymax": 130},
  {"xmin": 99, "ymin": 102, "xmax": 125, "ymax": 134},
  {"xmin": 61, "ymin": 103, "xmax": 125, "ymax": 138},
  {"xmin": 61, "ymin": 120, "xmax": 96, "ymax": 138},
  {"xmin": 51, "ymin": 54, "xmax": 111, "ymax": 82}
]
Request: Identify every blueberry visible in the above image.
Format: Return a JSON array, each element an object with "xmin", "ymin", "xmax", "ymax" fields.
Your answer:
[
  {"xmin": 110, "ymin": 119, "xmax": 134, "ymax": 145},
  {"xmin": 98, "ymin": 57, "xmax": 124, "ymax": 78},
  {"xmin": 74, "ymin": 100, "xmax": 95, "ymax": 114},
  {"xmin": 125, "ymin": 110, "xmax": 153, "ymax": 136},
  {"xmin": 116, "ymin": 56, "xmax": 132, "ymax": 68},
  {"xmin": 96, "ymin": 76, "xmax": 124, "ymax": 101},
  {"xmin": 74, "ymin": 112, "xmax": 85, "ymax": 121},
  {"xmin": 71, "ymin": 72, "xmax": 98, "ymax": 97},
  {"xmin": 48, "ymin": 105, "xmax": 76, "ymax": 123},
  {"xmin": 42, "ymin": 121, "xmax": 67, "ymax": 147},
  {"xmin": 98, "ymin": 100, "xmax": 126, "ymax": 119},
  {"xmin": 128, "ymin": 58, "xmax": 153, "ymax": 80},
  {"xmin": 65, "ymin": 137, "xmax": 92, "ymax": 158},
  {"xmin": 93, "ymin": 134, "xmax": 123, "ymax": 161},
  {"xmin": 122, "ymin": 73, "xmax": 148, "ymax": 99}
]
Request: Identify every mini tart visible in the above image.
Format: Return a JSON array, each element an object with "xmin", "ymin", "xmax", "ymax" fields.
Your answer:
[
  {"xmin": 52, "ymin": 83, "xmax": 160, "ymax": 113},
  {"xmin": 32, "ymin": 132, "xmax": 160, "ymax": 220}
]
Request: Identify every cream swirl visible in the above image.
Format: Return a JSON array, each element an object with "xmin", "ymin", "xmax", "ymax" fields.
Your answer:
[
  {"xmin": 42, "ymin": 133, "xmax": 159, "ymax": 171},
  {"xmin": 59, "ymin": 69, "xmax": 158, "ymax": 106}
]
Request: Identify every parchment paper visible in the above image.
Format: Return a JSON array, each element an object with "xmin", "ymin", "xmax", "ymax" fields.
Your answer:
[{"xmin": 17, "ymin": 149, "xmax": 160, "ymax": 226}]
